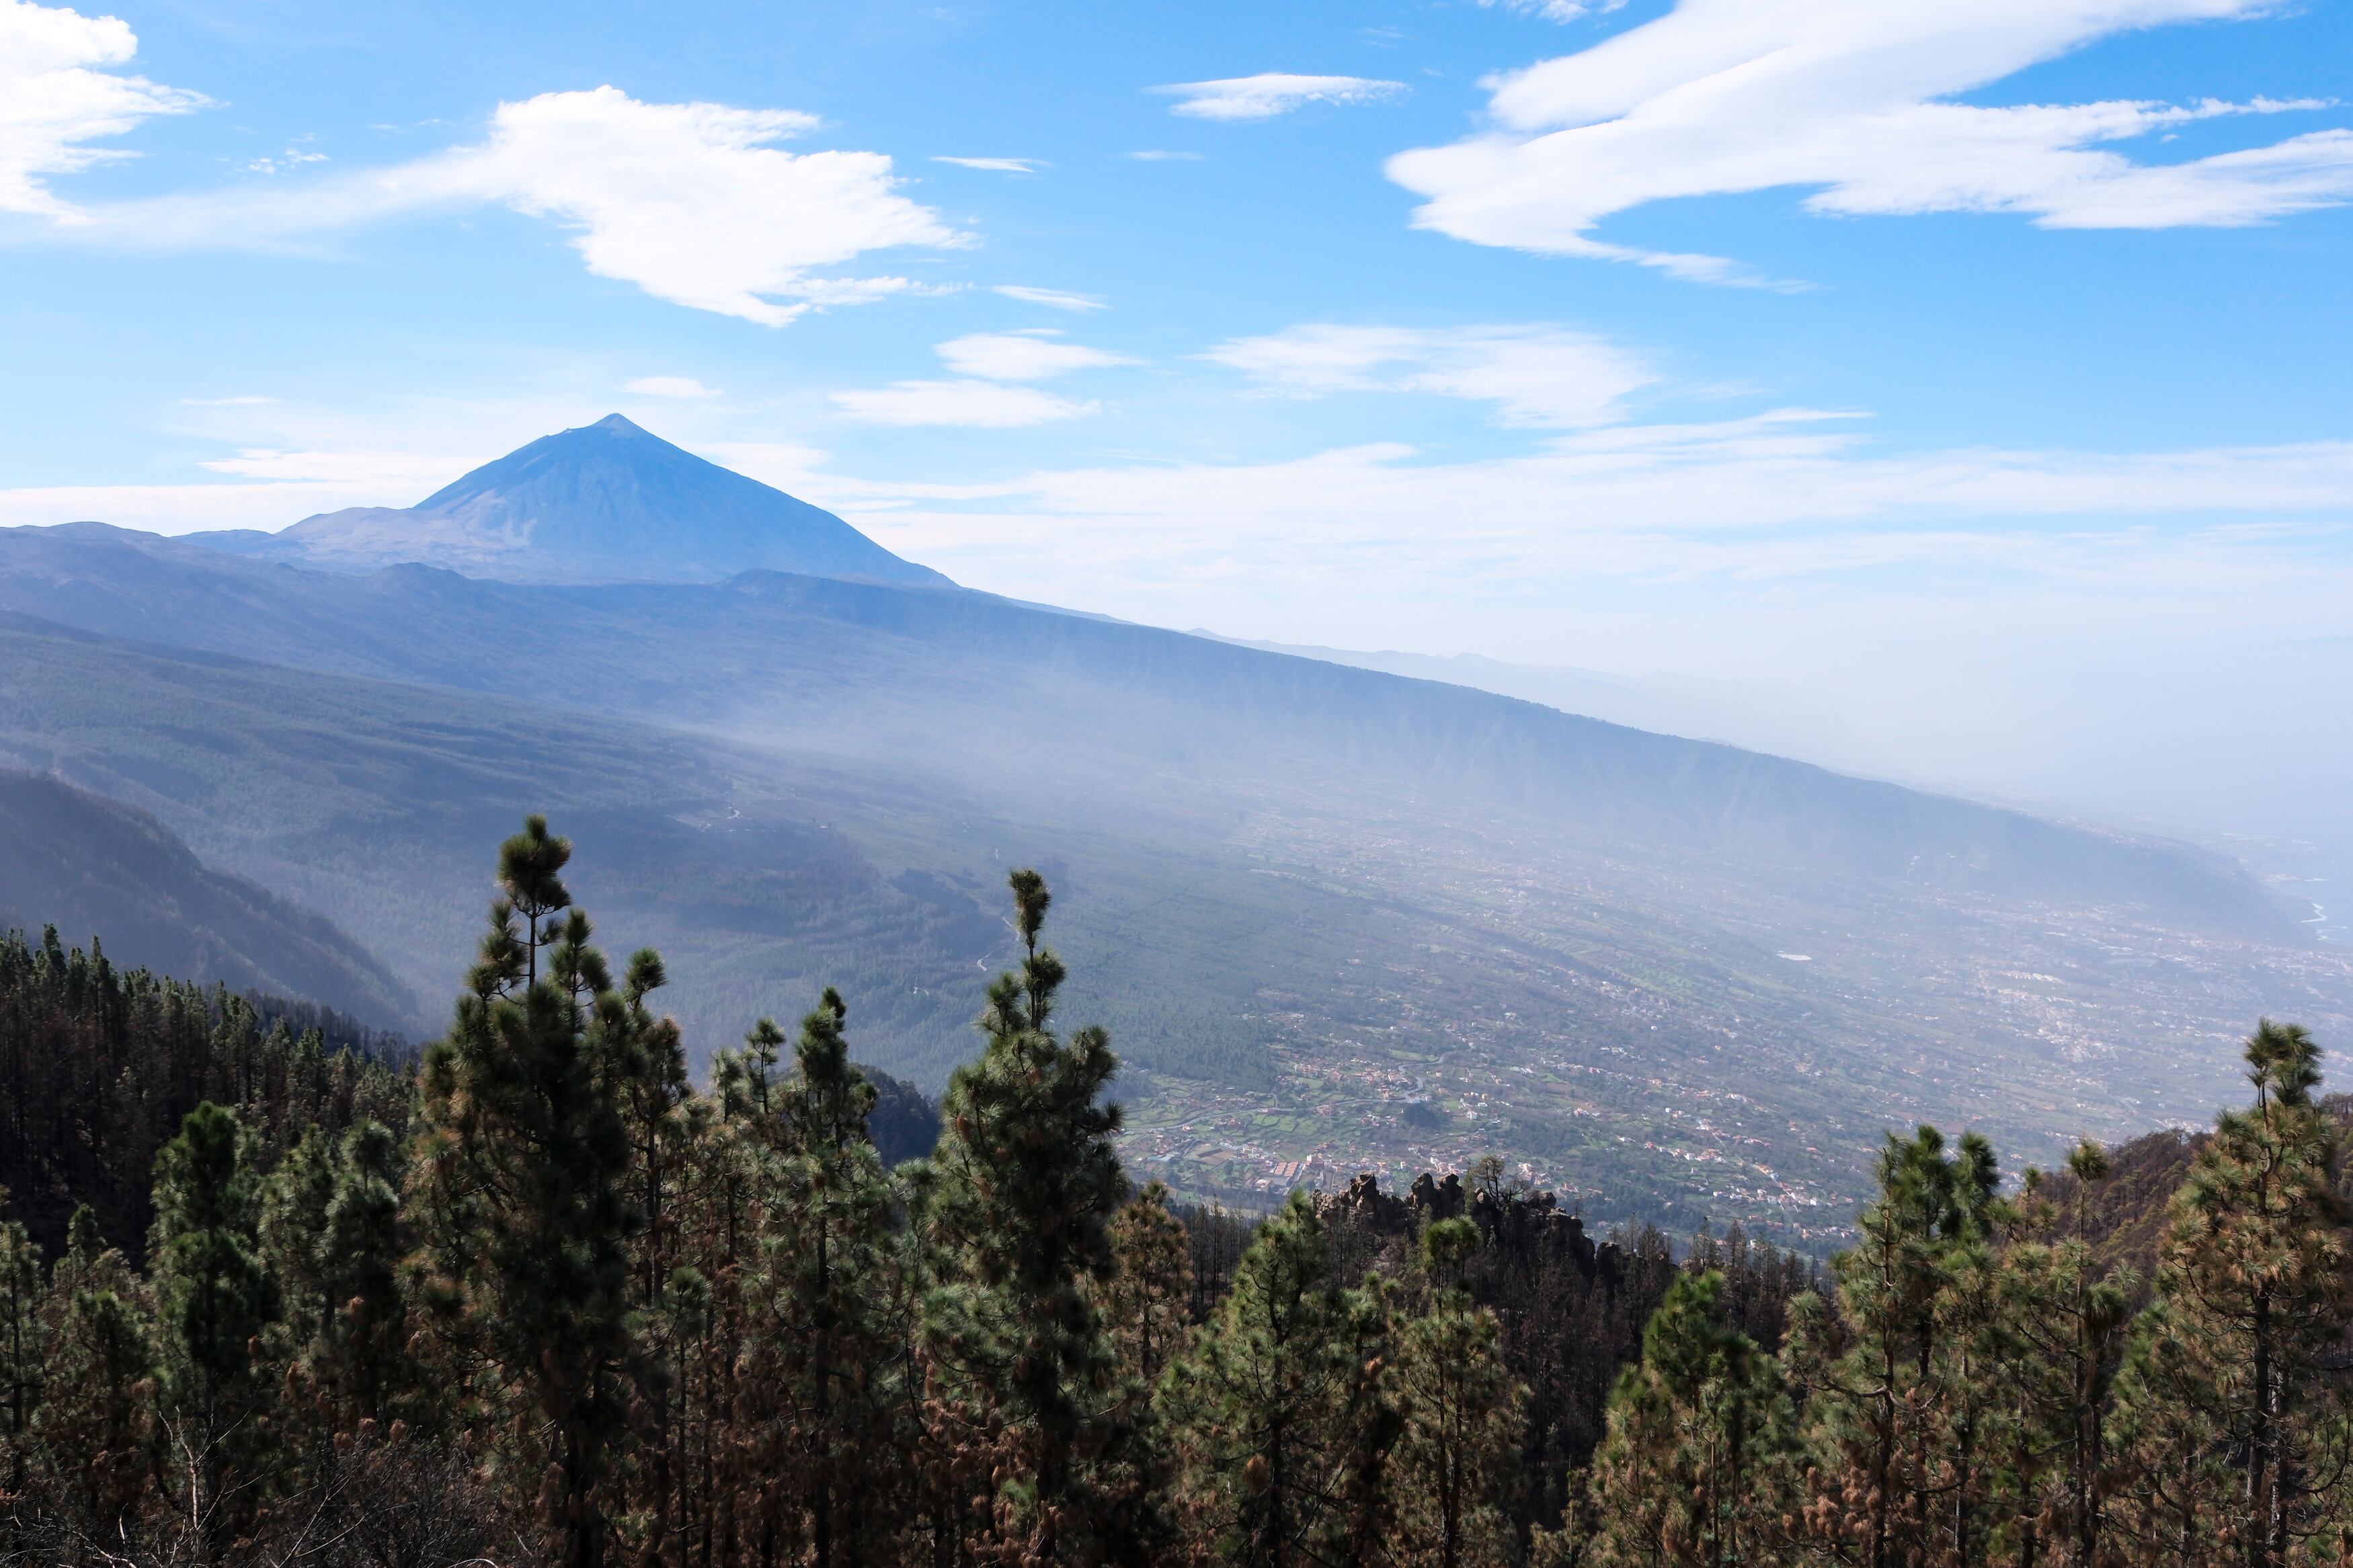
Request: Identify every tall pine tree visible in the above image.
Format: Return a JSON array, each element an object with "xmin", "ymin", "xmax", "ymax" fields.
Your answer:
[
  {"xmin": 0, "ymin": 1201, "xmax": 41, "ymax": 1505},
  {"xmin": 1580, "ymin": 1268, "xmax": 1790, "ymax": 1567},
  {"xmin": 148, "ymin": 1100, "xmax": 280, "ymax": 1563},
  {"xmin": 924, "ymin": 869, "xmax": 1148, "ymax": 1563},
  {"xmin": 1388, "ymin": 1219, "xmax": 1523, "ymax": 1568},
  {"xmin": 1786, "ymin": 1124, "xmax": 1999, "ymax": 1567},
  {"xmin": 409, "ymin": 816, "xmax": 658, "ymax": 1568},
  {"xmin": 2110, "ymin": 1020, "xmax": 2353, "ymax": 1567},
  {"xmin": 744, "ymin": 988, "xmax": 902, "ymax": 1566},
  {"xmin": 1163, "ymin": 1190, "xmax": 1368, "ymax": 1565}
]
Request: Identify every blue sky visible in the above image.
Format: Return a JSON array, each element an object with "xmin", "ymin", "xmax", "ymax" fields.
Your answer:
[{"xmin": 3, "ymin": 0, "xmax": 2352, "ymax": 851}]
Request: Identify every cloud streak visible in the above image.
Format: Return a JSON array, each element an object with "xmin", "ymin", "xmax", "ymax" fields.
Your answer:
[
  {"xmin": 992, "ymin": 284, "xmax": 1107, "ymax": 311},
  {"xmin": 1156, "ymin": 73, "xmax": 1406, "ymax": 121},
  {"xmin": 1388, "ymin": 0, "xmax": 2353, "ymax": 280},
  {"xmin": 932, "ymin": 155, "xmax": 1045, "ymax": 173},
  {"xmin": 830, "ymin": 380, "xmax": 1099, "ymax": 427},
  {"xmin": 833, "ymin": 328, "xmax": 1133, "ymax": 425},
  {"xmin": 623, "ymin": 376, "xmax": 721, "ymax": 399},
  {"xmin": 1201, "ymin": 323, "xmax": 1654, "ymax": 427},
  {"xmin": 938, "ymin": 329, "xmax": 1135, "ymax": 381}
]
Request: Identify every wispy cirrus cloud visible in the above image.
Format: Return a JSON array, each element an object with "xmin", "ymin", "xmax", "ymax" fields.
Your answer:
[
  {"xmin": 1388, "ymin": 0, "xmax": 2353, "ymax": 282},
  {"xmin": 0, "ymin": 0, "xmax": 206, "ymax": 220},
  {"xmin": 623, "ymin": 376, "xmax": 721, "ymax": 399},
  {"xmin": 834, "ymin": 327, "xmax": 1133, "ymax": 426},
  {"xmin": 992, "ymin": 284, "xmax": 1107, "ymax": 312},
  {"xmin": 932, "ymin": 155, "xmax": 1045, "ymax": 173},
  {"xmin": 1154, "ymin": 73, "xmax": 1406, "ymax": 122},
  {"xmin": 28, "ymin": 85, "xmax": 959, "ymax": 325},
  {"xmin": 195, "ymin": 446, "xmax": 479, "ymax": 486},
  {"xmin": 831, "ymin": 380, "xmax": 1098, "ymax": 428},
  {"xmin": 1202, "ymin": 323, "xmax": 1654, "ymax": 428},
  {"xmin": 938, "ymin": 329, "xmax": 1135, "ymax": 381}
]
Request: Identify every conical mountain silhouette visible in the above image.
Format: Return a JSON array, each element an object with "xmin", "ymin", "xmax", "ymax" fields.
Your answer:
[{"xmin": 198, "ymin": 414, "xmax": 949, "ymax": 587}]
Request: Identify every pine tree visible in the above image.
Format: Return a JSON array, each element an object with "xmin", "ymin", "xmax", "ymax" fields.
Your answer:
[
  {"xmin": 148, "ymin": 1100, "xmax": 281, "ymax": 1563},
  {"xmin": 2110, "ymin": 1020, "xmax": 2353, "ymax": 1568},
  {"xmin": 1990, "ymin": 1141, "xmax": 2135, "ymax": 1565},
  {"xmin": 1102, "ymin": 1181, "xmax": 1193, "ymax": 1394},
  {"xmin": 0, "ymin": 1200, "xmax": 42, "ymax": 1502},
  {"xmin": 319, "ymin": 1120, "xmax": 411, "ymax": 1423},
  {"xmin": 1162, "ymin": 1190, "xmax": 1363, "ymax": 1564},
  {"xmin": 739, "ymin": 987, "xmax": 902, "ymax": 1566},
  {"xmin": 409, "ymin": 816, "xmax": 655, "ymax": 1568},
  {"xmin": 923, "ymin": 868, "xmax": 1144, "ymax": 1562},
  {"xmin": 1388, "ymin": 1219, "xmax": 1523, "ymax": 1568},
  {"xmin": 1581, "ymin": 1269, "xmax": 1790, "ymax": 1567},
  {"xmin": 1785, "ymin": 1124, "xmax": 2001, "ymax": 1567},
  {"xmin": 2106, "ymin": 1297, "xmax": 2229, "ymax": 1568},
  {"xmin": 255, "ymin": 1116, "xmax": 415, "ymax": 1442},
  {"xmin": 259, "ymin": 1124, "xmax": 337, "ymax": 1366},
  {"xmin": 36, "ymin": 1210, "xmax": 158, "ymax": 1544}
]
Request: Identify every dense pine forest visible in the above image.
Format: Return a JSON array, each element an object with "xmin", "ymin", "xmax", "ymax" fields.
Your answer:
[{"xmin": 0, "ymin": 816, "xmax": 2346, "ymax": 1566}]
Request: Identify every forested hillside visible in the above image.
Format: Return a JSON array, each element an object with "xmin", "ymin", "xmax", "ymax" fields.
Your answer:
[
  {"xmin": 2, "ymin": 815, "xmax": 2348, "ymax": 1566},
  {"xmin": 0, "ymin": 770, "xmax": 414, "ymax": 1028}
]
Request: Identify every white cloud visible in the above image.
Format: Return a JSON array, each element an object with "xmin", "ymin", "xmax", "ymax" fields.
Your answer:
[
  {"xmin": 936, "ymin": 329, "xmax": 1135, "ymax": 381},
  {"xmin": 833, "ymin": 328, "xmax": 1131, "ymax": 423},
  {"xmin": 427, "ymin": 89, "xmax": 955, "ymax": 325},
  {"xmin": 623, "ymin": 375, "xmax": 721, "ymax": 399},
  {"xmin": 696, "ymin": 441, "xmax": 833, "ymax": 492},
  {"xmin": 194, "ymin": 446, "xmax": 481, "ymax": 487},
  {"xmin": 1388, "ymin": 0, "xmax": 2353, "ymax": 279},
  {"xmin": 0, "ymin": 0, "xmax": 206, "ymax": 220},
  {"xmin": 932, "ymin": 155, "xmax": 1045, "ymax": 173},
  {"xmin": 1156, "ymin": 74, "xmax": 1406, "ymax": 122},
  {"xmin": 0, "ymin": 440, "xmax": 483, "ymax": 532},
  {"xmin": 241, "ymin": 147, "xmax": 327, "ymax": 176},
  {"xmin": 831, "ymin": 379, "xmax": 1098, "ymax": 427},
  {"xmin": 54, "ymin": 86, "xmax": 958, "ymax": 325},
  {"xmin": 1202, "ymin": 323, "xmax": 1653, "ymax": 427},
  {"xmin": 1128, "ymin": 149, "xmax": 1203, "ymax": 161},
  {"xmin": 807, "ymin": 422, "xmax": 2353, "ymax": 662},
  {"xmin": 0, "ymin": 481, "xmax": 401, "ymax": 532},
  {"xmin": 992, "ymin": 284, "xmax": 1107, "ymax": 311}
]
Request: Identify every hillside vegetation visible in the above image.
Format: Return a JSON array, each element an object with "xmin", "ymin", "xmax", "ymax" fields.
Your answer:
[
  {"xmin": 1, "ymin": 818, "xmax": 2348, "ymax": 1567},
  {"xmin": 0, "ymin": 769, "xmax": 413, "ymax": 1028}
]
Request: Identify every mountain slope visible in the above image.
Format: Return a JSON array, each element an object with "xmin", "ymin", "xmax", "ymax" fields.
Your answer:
[
  {"xmin": 0, "ymin": 610, "xmax": 1363, "ymax": 1089},
  {"xmin": 192, "ymin": 414, "xmax": 951, "ymax": 588},
  {"xmin": 0, "ymin": 607, "xmax": 2341, "ymax": 1241},
  {"xmin": 0, "ymin": 521, "xmax": 2286, "ymax": 936},
  {"xmin": 1212, "ymin": 634, "xmax": 1889, "ymax": 778},
  {"xmin": 0, "ymin": 768, "xmax": 414, "ymax": 1028}
]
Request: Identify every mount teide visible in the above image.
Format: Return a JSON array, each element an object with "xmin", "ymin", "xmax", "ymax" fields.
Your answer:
[{"xmin": 196, "ymin": 413, "xmax": 950, "ymax": 588}]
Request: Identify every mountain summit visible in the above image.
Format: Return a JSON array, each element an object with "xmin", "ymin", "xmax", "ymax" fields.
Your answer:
[{"xmin": 194, "ymin": 414, "xmax": 951, "ymax": 587}]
